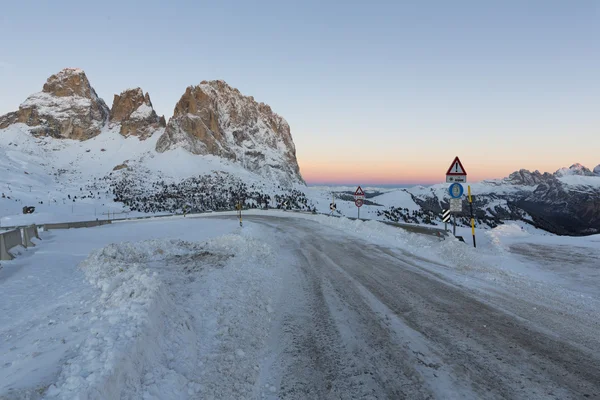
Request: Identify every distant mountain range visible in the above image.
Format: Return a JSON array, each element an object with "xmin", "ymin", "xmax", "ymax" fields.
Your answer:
[{"xmin": 375, "ymin": 163, "xmax": 600, "ymax": 236}]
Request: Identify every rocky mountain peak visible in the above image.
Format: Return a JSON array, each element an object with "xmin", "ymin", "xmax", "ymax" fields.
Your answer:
[
  {"xmin": 0, "ymin": 68, "xmax": 109, "ymax": 140},
  {"xmin": 156, "ymin": 80, "xmax": 303, "ymax": 184},
  {"xmin": 109, "ymin": 88, "xmax": 165, "ymax": 139},
  {"xmin": 594, "ymin": 165, "xmax": 600, "ymax": 176},
  {"xmin": 42, "ymin": 68, "xmax": 94, "ymax": 98},
  {"xmin": 504, "ymin": 169, "xmax": 553, "ymax": 186}
]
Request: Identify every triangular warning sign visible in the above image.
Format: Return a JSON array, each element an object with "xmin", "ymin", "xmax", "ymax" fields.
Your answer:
[
  {"xmin": 446, "ymin": 157, "xmax": 467, "ymax": 176},
  {"xmin": 354, "ymin": 186, "xmax": 365, "ymax": 196}
]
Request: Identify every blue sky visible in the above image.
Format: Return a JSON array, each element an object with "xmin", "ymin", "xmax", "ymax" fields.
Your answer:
[{"xmin": 1, "ymin": 0, "xmax": 598, "ymax": 183}]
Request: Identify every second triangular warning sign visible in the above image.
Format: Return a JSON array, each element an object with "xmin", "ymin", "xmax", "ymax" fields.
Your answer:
[{"xmin": 446, "ymin": 157, "xmax": 467, "ymax": 175}]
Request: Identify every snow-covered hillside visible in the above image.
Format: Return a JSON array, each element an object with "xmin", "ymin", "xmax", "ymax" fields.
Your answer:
[{"xmin": 0, "ymin": 124, "xmax": 312, "ymax": 227}]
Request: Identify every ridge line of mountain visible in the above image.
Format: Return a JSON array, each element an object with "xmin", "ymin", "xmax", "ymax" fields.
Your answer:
[{"xmin": 0, "ymin": 68, "xmax": 304, "ymax": 184}]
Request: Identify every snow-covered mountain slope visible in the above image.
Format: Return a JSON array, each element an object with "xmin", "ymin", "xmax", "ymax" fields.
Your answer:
[{"xmin": 0, "ymin": 124, "xmax": 312, "ymax": 227}]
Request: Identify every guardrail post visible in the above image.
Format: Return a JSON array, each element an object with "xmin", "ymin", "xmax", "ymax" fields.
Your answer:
[
  {"xmin": 21, "ymin": 228, "xmax": 28, "ymax": 249},
  {"xmin": 0, "ymin": 234, "xmax": 15, "ymax": 260},
  {"xmin": 34, "ymin": 225, "xmax": 41, "ymax": 240},
  {"xmin": 21, "ymin": 227, "xmax": 35, "ymax": 248}
]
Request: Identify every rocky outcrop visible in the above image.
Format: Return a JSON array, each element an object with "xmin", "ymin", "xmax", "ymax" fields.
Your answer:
[
  {"xmin": 0, "ymin": 68, "xmax": 109, "ymax": 139},
  {"xmin": 156, "ymin": 80, "xmax": 303, "ymax": 184},
  {"xmin": 594, "ymin": 165, "xmax": 600, "ymax": 176},
  {"xmin": 109, "ymin": 88, "xmax": 165, "ymax": 139},
  {"xmin": 0, "ymin": 111, "xmax": 18, "ymax": 128},
  {"xmin": 504, "ymin": 169, "xmax": 554, "ymax": 186}
]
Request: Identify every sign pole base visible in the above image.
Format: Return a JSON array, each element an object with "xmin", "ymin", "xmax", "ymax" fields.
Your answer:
[{"xmin": 453, "ymin": 214, "xmax": 456, "ymax": 236}]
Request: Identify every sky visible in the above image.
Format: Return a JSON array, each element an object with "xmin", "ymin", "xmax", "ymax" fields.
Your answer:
[{"xmin": 1, "ymin": 0, "xmax": 598, "ymax": 185}]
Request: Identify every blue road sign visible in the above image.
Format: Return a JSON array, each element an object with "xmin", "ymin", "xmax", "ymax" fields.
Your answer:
[{"xmin": 449, "ymin": 183, "xmax": 464, "ymax": 199}]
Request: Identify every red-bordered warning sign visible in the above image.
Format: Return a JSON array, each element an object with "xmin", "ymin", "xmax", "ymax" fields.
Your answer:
[
  {"xmin": 446, "ymin": 157, "xmax": 467, "ymax": 176},
  {"xmin": 354, "ymin": 186, "xmax": 365, "ymax": 197}
]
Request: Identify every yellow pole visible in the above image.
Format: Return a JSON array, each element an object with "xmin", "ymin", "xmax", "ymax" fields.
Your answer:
[{"xmin": 468, "ymin": 186, "xmax": 476, "ymax": 248}]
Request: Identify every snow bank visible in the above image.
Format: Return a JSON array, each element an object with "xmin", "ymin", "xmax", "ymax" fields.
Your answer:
[
  {"xmin": 46, "ymin": 239, "xmax": 193, "ymax": 399},
  {"xmin": 45, "ymin": 228, "xmax": 277, "ymax": 399}
]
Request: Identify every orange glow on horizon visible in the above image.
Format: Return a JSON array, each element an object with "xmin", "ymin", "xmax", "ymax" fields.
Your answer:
[{"xmin": 299, "ymin": 162, "xmax": 509, "ymax": 185}]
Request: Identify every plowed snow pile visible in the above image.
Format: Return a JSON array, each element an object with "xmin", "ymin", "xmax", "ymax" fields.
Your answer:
[{"xmin": 45, "ymin": 228, "xmax": 276, "ymax": 399}]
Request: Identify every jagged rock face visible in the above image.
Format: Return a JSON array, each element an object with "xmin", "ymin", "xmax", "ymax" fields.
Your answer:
[
  {"xmin": 594, "ymin": 165, "xmax": 600, "ymax": 176},
  {"xmin": 504, "ymin": 169, "xmax": 553, "ymax": 186},
  {"xmin": 0, "ymin": 68, "xmax": 109, "ymax": 139},
  {"xmin": 156, "ymin": 80, "xmax": 304, "ymax": 184},
  {"xmin": 0, "ymin": 111, "xmax": 18, "ymax": 128},
  {"xmin": 109, "ymin": 88, "xmax": 165, "ymax": 139}
]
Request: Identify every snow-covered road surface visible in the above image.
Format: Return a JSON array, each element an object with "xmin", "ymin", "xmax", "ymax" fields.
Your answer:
[
  {"xmin": 1, "ymin": 213, "xmax": 599, "ymax": 399},
  {"xmin": 244, "ymin": 216, "xmax": 599, "ymax": 399}
]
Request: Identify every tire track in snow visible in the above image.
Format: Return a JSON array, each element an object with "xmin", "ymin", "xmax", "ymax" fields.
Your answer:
[{"xmin": 246, "ymin": 216, "xmax": 600, "ymax": 400}]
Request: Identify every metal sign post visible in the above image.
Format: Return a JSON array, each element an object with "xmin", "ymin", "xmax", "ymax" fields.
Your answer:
[
  {"xmin": 236, "ymin": 201, "xmax": 242, "ymax": 227},
  {"xmin": 449, "ymin": 199, "xmax": 462, "ymax": 236},
  {"xmin": 453, "ymin": 214, "xmax": 456, "ymax": 236},
  {"xmin": 445, "ymin": 157, "xmax": 467, "ymax": 238},
  {"xmin": 354, "ymin": 186, "xmax": 365, "ymax": 219}
]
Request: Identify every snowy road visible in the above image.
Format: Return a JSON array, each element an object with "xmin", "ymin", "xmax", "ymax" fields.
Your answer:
[
  {"xmin": 243, "ymin": 216, "xmax": 599, "ymax": 399},
  {"xmin": 2, "ymin": 213, "xmax": 599, "ymax": 399}
]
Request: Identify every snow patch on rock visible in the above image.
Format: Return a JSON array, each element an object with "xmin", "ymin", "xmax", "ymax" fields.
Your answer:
[{"xmin": 130, "ymin": 103, "xmax": 153, "ymax": 120}]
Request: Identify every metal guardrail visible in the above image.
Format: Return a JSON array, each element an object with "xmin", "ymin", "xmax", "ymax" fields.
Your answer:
[{"xmin": 43, "ymin": 220, "xmax": 112, "ymax": 230}]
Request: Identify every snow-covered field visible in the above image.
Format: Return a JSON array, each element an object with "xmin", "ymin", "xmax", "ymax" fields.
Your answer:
[{"xmin": 1, "ymin": 211, "xmax": 599, "ymax": 398}]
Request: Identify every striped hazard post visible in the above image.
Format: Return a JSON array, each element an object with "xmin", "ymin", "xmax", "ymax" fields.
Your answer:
[{"xmin": 442, "ymin": 209, "xmax": 451, "ymax": 232}]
